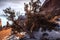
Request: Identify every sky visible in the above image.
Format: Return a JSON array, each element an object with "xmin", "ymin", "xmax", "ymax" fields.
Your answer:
[{"xmin": 0, "ymin": 0, "xmax": 45, "ymax": 26}]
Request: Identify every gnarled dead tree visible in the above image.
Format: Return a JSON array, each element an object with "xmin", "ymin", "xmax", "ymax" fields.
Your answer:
[
  {"xmin": 3, "ymin": 0, "xmax": 60, "ymax": 38},
  {"xmin": 24, "ymin": 0, "xmax": 60, "ymax": 32}
]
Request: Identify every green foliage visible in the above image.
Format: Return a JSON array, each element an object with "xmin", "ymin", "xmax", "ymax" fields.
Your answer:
[{"xmin": 3, "ymin": 7, "xmax": 15, "ymax": 20}]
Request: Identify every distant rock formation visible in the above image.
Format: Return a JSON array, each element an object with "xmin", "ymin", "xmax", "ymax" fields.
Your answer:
[{"xmin": 0, "ymin": 19, "xmax": 2, "ymax": 30}]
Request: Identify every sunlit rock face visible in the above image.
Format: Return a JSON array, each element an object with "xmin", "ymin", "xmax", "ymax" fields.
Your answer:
[{"xmin": 0, "ymin": 28, "xmax": 12, "ymax": 40}]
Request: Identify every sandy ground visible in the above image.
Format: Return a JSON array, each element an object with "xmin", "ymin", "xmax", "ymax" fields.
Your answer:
[{"xmin": 0, "ymin": 28, "xmax": 12, "ymax": 40}]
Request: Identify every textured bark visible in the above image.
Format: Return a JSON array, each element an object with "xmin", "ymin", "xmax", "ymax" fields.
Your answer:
[
  {"xmin": 30, "ymin": 0, "xmax": 60, "ymax": 31},
  {"xmin": 40, "ymin": 0, "xmax": 60, "ymax": 20}
]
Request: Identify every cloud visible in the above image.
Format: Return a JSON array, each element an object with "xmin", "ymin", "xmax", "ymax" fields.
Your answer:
[
  {"xmin": 0, "ymin": 0, "xmax": 30, "ymax": 3},
  {"xmin": 0, "ymin": 0, "xmax": 30, "ymax": 8}
]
